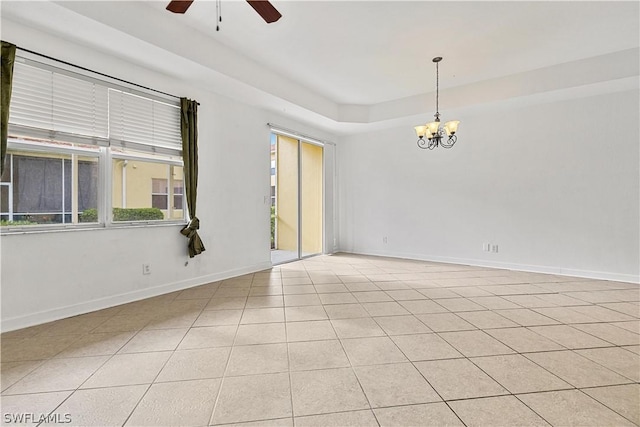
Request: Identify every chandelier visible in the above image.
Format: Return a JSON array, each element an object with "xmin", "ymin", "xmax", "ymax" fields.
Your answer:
[{"xmin": 415, "ymin": 57, "xmax": 460, "ymax": 149}]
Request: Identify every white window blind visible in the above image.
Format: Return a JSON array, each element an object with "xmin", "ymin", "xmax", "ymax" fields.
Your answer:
[
  {"xmin": 10, "ymin": 61, "xmax": 109, "ymax": 144},
  {"xmin": 108, "ymin": 90, "xmax": 182, "ymax": 154},
  {"xmin": 8, "ymin": 59, "xmax": 182, "ymax": 155}
]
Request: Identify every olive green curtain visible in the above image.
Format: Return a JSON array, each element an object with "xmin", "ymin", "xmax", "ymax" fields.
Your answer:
[
  {"xmin": 1, "ymin": 41, "xmax": 16, "ymax": 176},
  {"xmin": 179, "ymin": 98, "xmax": 205, "ymax": 257}
]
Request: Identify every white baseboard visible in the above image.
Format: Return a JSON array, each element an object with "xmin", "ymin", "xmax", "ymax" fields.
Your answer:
[
  {"xmin": 339, "ymin": 248, "xmax": 640, "ymax": 284},
  {"xmin": 0, "ymin": 261, "xmax": 273, "ymax": 333}
]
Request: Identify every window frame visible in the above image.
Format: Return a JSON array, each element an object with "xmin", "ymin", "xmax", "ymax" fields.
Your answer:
[{"xmin": 1, "ymin": 53, "xmax": 186, "ymax": 234}]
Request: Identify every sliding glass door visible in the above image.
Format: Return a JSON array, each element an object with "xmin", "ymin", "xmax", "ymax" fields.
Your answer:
[{"xmin": 271, "ymin": 133, "xmax": 323, "ymax": 264}]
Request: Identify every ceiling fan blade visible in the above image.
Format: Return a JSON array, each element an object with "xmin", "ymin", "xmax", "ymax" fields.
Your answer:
[
  {"xmin": 246, "ymin": 0, "xmax": 282, "ymax": 23},
  {"xmin": 166, "ymin": 0, "xmax": 194, "ymax": 14}
]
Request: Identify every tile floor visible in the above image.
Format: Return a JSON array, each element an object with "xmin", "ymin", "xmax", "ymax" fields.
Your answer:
[{"xmin": 1, "ymin": 253, "xmax": 639, "ymax": 426}]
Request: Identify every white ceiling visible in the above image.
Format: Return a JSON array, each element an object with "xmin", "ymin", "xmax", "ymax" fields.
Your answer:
[{"xmin": 1, "ymin": 1, "xmax": 639, "ymax": 134}]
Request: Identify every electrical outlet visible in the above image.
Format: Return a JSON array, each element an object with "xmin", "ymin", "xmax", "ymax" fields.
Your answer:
[
  {"xmin": 383, "ymin": 236, "xmax": 388, "ymax": 244},
  {"xmin": 492, "ymin": 244, "xmax": 499, "ymax": 253},
  {"xmin": 142, "ymin": 263, "xmax": 151, "ymax": 275}
]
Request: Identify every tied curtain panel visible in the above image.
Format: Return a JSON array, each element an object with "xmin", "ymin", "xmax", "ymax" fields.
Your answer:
[
  {"xmin": 179, "ymin": 97, "xmax": 205, "ymax": 257},
  {"xmin": 1, "ymin": 41, "xmax": 16, "ymax": 176}
]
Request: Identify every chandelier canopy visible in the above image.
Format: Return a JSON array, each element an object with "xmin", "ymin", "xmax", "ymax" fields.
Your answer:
[{"xmin": 415, "ymin": 57, "xmax": 460, "ymax": 150}]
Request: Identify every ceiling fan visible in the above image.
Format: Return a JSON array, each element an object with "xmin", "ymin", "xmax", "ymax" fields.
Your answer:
[{"xmin": 166, "ymin": 0, "xmax": 282, "ymax": 24}]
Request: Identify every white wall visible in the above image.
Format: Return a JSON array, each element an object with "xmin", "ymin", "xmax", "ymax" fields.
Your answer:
[
  {"xmin": 338, "ymin": 89, "xmax": 640, "ymax": 283},
  {"xmin": 0, "ymin": 23, "xmax": 337, "ymax": 331}
]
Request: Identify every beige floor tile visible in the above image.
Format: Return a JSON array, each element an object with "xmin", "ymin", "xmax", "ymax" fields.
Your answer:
[
  {"xmin": 234, "ymin": 323, "xmax": 286, "ymax": 345},
  {"xmin": 374, "ymin": 402, "xmax": 464, "ymax": 427},
  {"xmin": 143, "ymin": 311, "xmax": 200, "ymax": 330},
  {"xmin": 525, "ymin": 350, "xmax": 632, "ymax": 388},
  {"xmin": 288, "ymin": 340, "xmax": 350, "ymax": 371},
  {"xmin": 415, "ymin": 358, "xmax": 508, "ymax": 400},
  {"xmin": 216, "ymin": 288, "xmax": 251, "ymax": 298},
  {"xmin": 282, "ymin": 284, "xmax": 315, "ymax": 293},
  {"xmin": 285, "ymin": 306, "xmax": 328, "ymax": 322},
  {"xmin": 418, "ymin": 288, "xmax": 460, "ymax": 299},
  {"xmin": 0, "ymin": 391, "xmax": 72, "ymax": 426},
  {"xmin": 391, "ymin": 333, "xmax": 463, "ymax": 361},
  {"xmin": 1, "ymin": 334, "xmax": 82, "ymax": 362},
  {"xmin": 452, "ymin": 286, "xmax": 494, "ymax": 297},
  {"xmin": 384, "ymin": 289, "xmax": 426, "ymax": 301},
  {"xmin": 399, "ymin": 299, "xmax": 449, "ymax": 315},
  {"xmin": 176, "ymin": 285, "xmax": 217, "ymax": 300},
  {"xmin": 212, "ymin": 418, "xmax": 293, "ymax": 427},
  {"xmin": 318, "ymin": 293, "xmax": 358, "ymax": 305},
  {"xmin": 81, "ymin": 351, "xmax": 171, "ymax": 388},
  {"xmin": 118, "ymin": 328, "xmax": 188, "ymax": 353},
  {"xmin": 435, "ymin": 298, "xmax": 486, "ymax": 312},
  {"xmin": 469, "ymin": 296, "xmax": 521, "ymax": 310},
  {"xmin": 4, "ymin": 356, "xmax": 108, "ymax": 394},
  {"xmin": 156, "ymin": 347, "xmax": 231, "ymax": 381},
  {"xmin": 240, "ymin": 308, "xmax": 285, "ymax": 324},
  {"xmin": 449, "ymin": 395, "xmax": 550, "ymax": 427},
  {"xmin": 177, "ymin": 325, "xmax": 237, "ymax": 349},
  {"xmin": 1, "ymin": 360, "xmax": 44, "ymax": 392},
  {"xmin": 457, "ymin": 310, "xmax": 519, "ymax": 329},
  {"xmin": 576, "ymin": 347, "xmax": 640, "ymax": 381},
  {"xmin": 284, "ymin": 294, "xmax": 322, "ymax": 307},
  {"xmin": 570, "ymin": 305, "xmax": 635, "ymax": 322},
  {"xmin": 502, "ymin": 295, "xmax": 556, "ymax": 309},
  {"xmin": 33, "ymin": 316, "xmax": 108, "ymax": 336},
  {"xmin": 226, "ymin": 343, "xmax": 288, "ymax": 376},
  {"xmin": 285, "ymin": 320, "xmax": 337, "ymax": 342},
  {"xmin": 331, "ymin": 318, "xmax": 386, "ymax": 339},
  {"xmin": 485, "ymin": 327, "xmax": 564, "ymax": 353},
  {"xmin": 622, "ymin": 344, "xmax": 640, "ymax": 354},
  {"xmin": 194, "ymin": 309, "xmax": 243, "ymax": 326},
  {"xmin": 205, "ymin": 297, "xmax": 248, "ymax": 311},
  {"xmin": 439, "ymin": 330, "xmax": 515, "ymax": 357},
  {"xmin": 341, "ymin": 336, "xmax": 408, "ymax": 366},
  {"xmin": 249, "ymin": 287, "xmax": 284, "ymax": 296},
  {"xmin": 126, "ymin": 378, "xmax": 220, "ymax": 426},
  {"xmin": 532, "ymin": 307, "xmax": 599, "ymax": 324},
  {"xmin": 583, "ymin": 384, "xmax": 640, "ymax": 425},
  {"xmin": 535, "ymin": 293, "xmax": 589, "ymax": 307},
  {"xmin": 573, "ymin": 323, "xmax": 640, "ymax": 345},
  {"xmin": 295, "ymin": 410, "xmax": 377, "ymax": 427},
  {"xmin": 471, "ymin": 354, "xmax": 571, "ymax": 393},
  {"xmin": 354, "ymin": 363, "xmax": 440, "ymax": 408},
  {"xmin": 361, "ymin": 302, "xmax": 409, "ymax": 317},
  {"xmin": 324, "ymin": 304, "xmax": 370, "ymax": 319},
  {"xmin": 528, "ymin": 325, "xmax": 612, "ymax": 349},
  {"xmin": 56, "ymin": 385, "xmax": 147, "ymax": 426},
  {"xmin": 352, "ymin": 291, "xmax": 393, "ymax": 303},
  {"xmin": 518, "ymin": 389, "xmax": 636, "ymax": 426},
  {"xmin": 496, "ymin": 309, "xmax": 560, "ymax": 326},
  {"xmin": 290, "ymin": 368, "xmax": 369, "ymax": 416},
  {"xmin": 344, "ymin": 282, "xmax": 380, "ymax": 292},
  {"xmin": 600, "ymin": 302, "xmax": 640, "ymax": 317},
  {"xmin": 373, "ymin": 315, "xmax": 431, "ymax": 335},
  {"xmin": 612, "ymin": 320, "xmax": 640, "ymax": 333},
  {"xmin": 314, "ymin": 284, "xmax": 350, "ymax": 293},
  {"xmin": 55, "ymin": 331, "xmax": 136, "ymax": 358},
  {"xmin": 212, "ymin": 373, "xmax": 291, "ymax": 424},
  {"xmin": 415, "ymin": 313, "xmax": 476, "ymax": 332},
  {"xmin": 245, "ymin": 296, "xmax": 284, "ymax": 308}
]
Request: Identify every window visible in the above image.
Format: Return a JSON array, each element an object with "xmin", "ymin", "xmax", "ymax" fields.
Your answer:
[{"xmin": 3, "ymin": 56, "xmax": 184, "ymax": 229}]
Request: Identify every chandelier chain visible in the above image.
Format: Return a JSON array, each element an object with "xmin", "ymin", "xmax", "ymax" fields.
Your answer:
[{"xmin": 435, "ymin": 60, "xmax": 439, "ymax": 118}]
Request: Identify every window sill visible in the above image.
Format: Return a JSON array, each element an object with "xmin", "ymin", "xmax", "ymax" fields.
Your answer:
[{"xmin": 0, "ymin": 221, "xmax": 188, "ymax": 236}]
